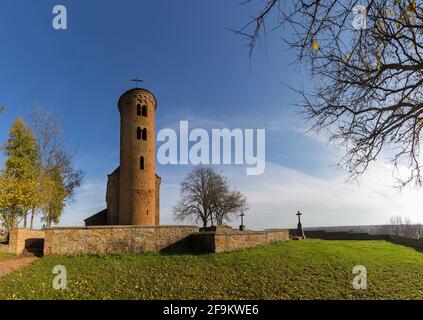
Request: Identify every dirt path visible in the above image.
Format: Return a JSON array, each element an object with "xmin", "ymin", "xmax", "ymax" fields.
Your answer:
[{"xmin": 0, "ymin": 257, "xmax": 38, "ymax": 278}]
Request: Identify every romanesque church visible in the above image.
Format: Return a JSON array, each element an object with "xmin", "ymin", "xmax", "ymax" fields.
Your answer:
[{"xmin": 85, "ymin": 88, "xmax": 161, "ymax": 226}]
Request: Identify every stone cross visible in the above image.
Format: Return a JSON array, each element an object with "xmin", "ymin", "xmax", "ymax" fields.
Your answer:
[
  {"xmin": 296, "ymin": 210, "xmax": 305, "ymax": 239},
  {"xmin": 239, "ymin": 211, "xmax": 246, "ymax": 231},
  {"xmin": 296, "ymin": 211, "xmax": 302, "ymax": 224}
]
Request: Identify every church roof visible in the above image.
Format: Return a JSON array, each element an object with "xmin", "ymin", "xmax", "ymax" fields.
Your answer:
[{"xmin": 118, "ymin": 88, "xmax": 157, "ymax": 110}]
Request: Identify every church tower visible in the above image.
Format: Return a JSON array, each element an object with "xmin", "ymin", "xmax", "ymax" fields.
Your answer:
[
  {"xmin": 84, "ymin": 86, "xmax": 161, "ymax": 227},
  {"xmin": 118, "ymin": 88, "xmax": 158, "ymax": 225}
]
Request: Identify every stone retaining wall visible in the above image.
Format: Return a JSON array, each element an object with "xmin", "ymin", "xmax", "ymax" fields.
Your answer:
[
  {"xmin": 8, "ymin": 228, "xmax": 45, "ymax": 255},
  {"xmin": 0, "ymin": 244, "xmax": 9, "ymax": 253},
  {"xmin": 192, "ymin": 228, "xmax": 289, "ymax": 253},
  {"xmin": 389, "ymin": 236, "xmax": 423, "ymax": 252},
  {"xmin": 44, "ymin": 225, "xmax": 199, "ymax": 256},
  {"xmin": 43, "ymin": 225, "xmax": 290, "ymax": 255},
  {"xmin": 290, "ymin": 229, "xmax": 423, "ymax": 252},
  {"xmin": 292, "ymin": 229, "xmax": 390, "ymax": 241},
  {"xmin": 14, "ymin": 225, "xmax": 422, "ymax": 256}
]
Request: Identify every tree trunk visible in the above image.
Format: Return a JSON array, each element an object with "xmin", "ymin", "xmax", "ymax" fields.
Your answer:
[
  {"xmin": 216, "ymin": 214, "xmax": 223, "ymax": 226},
  {"xmin": 210, "ymin": 216, "xmax": 215, "ymax": 227},
  {"xmin": 23, "ymin": 212, "xmax": 28, "ymax": 229},
  {"xmin": 47, "ymin": 206, "xmax": 51, "ymax": 228},
  {"xmin": 30, "ymin": 207, "xmax": 35, "ymax": 229}
]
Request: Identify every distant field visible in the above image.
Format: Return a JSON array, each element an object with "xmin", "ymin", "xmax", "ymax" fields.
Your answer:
[{"xmin": 0, "ymin": 239, "xmax": 422, "ymax": 300}]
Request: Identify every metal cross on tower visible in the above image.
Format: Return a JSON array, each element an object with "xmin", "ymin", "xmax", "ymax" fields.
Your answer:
[{"xmin": 131, "ymin": 76, "xmax": 144, "ymax": 88}]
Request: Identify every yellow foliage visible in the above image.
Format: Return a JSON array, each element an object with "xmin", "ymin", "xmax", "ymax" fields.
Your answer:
[
  {"xmin": 343, "ymin": 54, "xmax": 350, "ymax": 63},
  {"xmin": 407, "ymin": 1, "xmax": 417, "ymax": 13},
  {"xmin": 0, "ymin": 173, "xmax": 38, "ymax": 212}
]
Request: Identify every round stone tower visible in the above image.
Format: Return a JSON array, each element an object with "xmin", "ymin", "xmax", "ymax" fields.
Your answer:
[{"xmin": 118, "ymin": 88, "xmax": 157, "ymax": 225}]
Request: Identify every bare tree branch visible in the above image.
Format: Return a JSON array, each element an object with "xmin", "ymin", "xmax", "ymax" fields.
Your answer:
[
  {"xmin": 173, "ymin": 167, "xmax": 248, "ymax": 228},
  {"xmin": 236, "ymin": 0, "xmax": 423, "ymax": 186}
]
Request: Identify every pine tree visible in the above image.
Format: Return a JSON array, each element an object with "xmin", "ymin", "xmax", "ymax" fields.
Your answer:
[
  {"xmin": 0, "ymin": 118, "xmax": 40, "ymax": 230},
  {"xmin": 3, "ymin": 118, "xmax": 38, "ymax": 180}
]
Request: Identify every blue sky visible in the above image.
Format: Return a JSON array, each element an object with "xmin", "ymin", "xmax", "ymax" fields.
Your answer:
[{"xmin": 0, "ymin": 0, "xmax": 421, "ymax": 229}]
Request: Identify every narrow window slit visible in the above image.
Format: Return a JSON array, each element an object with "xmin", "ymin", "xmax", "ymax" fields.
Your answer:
[{"xmin": 140, "ymin": 156, "xmax": 145, "ymax": 170}]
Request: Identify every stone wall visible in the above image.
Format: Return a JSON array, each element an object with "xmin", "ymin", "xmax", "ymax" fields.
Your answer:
[
  {"xmin": 8, "ymin": 228, "xmax": 45, "ymax": 255},
  {"xmin": 43, "ymin": 225, "xmax": 289, "ymax": 256},
  {"xmin": 44, "ymin": 225, "xmax": 198, "ymax": 256},
  {"xmin": 289, "ymin": 229, "xmax": 389, "ymax": 240},
  {"xmin": 192, "ymin": 228, "xmax": 289, "ymax": 253},
  {"xmin": 389, "ymin": 236, "xmax": 423, "ymax": 252},
  {"xmin": 0, "ymin": 244, "xmax": 9, "ymax": 253},
  {"xmin": 291, "ymin": 229, "xmax": 423, "ymax": 252}
]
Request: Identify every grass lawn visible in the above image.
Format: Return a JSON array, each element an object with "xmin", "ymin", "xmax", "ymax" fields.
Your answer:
[
  {"xmin": 0, "ymin": 239, "xmax": 422, "ymax": 300},
  {"xmin": 0, "ymin": 252, "xmax": 14, "ymax": 260}
]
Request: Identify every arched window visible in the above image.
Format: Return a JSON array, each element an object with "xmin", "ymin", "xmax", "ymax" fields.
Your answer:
[
  {"xmin": 142, "ymin": 128, "xmax": 147, "ymax": 141},
  {"xmin": 137, "ymin": 104, "xmax": 142, "ymax": 116},
  {"xmin": 142, "ymin": 105, "xmax": 148, "ymax": 117},
  {"xmin": 140, "ymin": 156, "xmax": 145, "ymax": 170},
  {"xmin": 137, "ymin": 127, "xmax": 142, "ymax": 140}
]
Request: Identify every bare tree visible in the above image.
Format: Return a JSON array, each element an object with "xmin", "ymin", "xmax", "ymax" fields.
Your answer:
[
  {"xmin": 29, "ymin": 105, "xmax": 84, "ymax": 227},
  {"xmin": 214, "ymin": 190, "xmax": 248, "ymax": 225},
  {"xmin": 415, "ymin": 223, "xmax": 423, "ymax": 239},
  {"xmin": 236, "ymin": 0, "xmax": 423, "ymax": 186},
  {"xmin": 173, "ymin": 167, "xmax": 248, "ymax": 228},
  {"xmin": 389, "ymin": 215, "xmax": 404, "ymax": 236},
  {"xmin": 403, "ymin": 217, "xmax": 417, "ymax": 238},
  {"xmin": 388, "ymin": 215, "xmax": 416, "ymax": 238}
]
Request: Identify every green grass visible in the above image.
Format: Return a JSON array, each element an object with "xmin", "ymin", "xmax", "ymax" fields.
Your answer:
[
  {"xmin": 0, "ymin": 239, "xmax": 422, "ymax": 300},
  {"xmin": 0, "ymin": 252, "xmax": 14, "ymax": 260}
]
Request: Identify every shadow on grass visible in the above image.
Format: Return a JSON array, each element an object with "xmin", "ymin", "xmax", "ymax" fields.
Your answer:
[
  {"xmin": 160, "ymin": 237, "xmax": 210, "ymax": 256},
  {"xmin": 388, "ymin": 240, "xmax": 423, "ymax": 254}
]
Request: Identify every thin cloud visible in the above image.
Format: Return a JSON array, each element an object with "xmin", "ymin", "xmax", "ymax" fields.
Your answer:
[{"xmin": 60, "ymin": 160, "xmax": 422, "ymax": 230}]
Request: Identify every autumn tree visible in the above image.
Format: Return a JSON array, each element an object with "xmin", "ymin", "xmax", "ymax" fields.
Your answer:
[
  {"xmin": 0, "ymin": 173, "xmax": 38, "ymax": 232},
  {"xmin": 30, "ymin": 105, "xmax": 84, "ymax": 227},
  {"xmin": 237, "ymin": 0, "xmax": 423, "ymax": 185},
  {"xmin": 0, "ymin": 118, "xmax": 39, "ymax": 230},
  {"xmin": 3, "ymin": 118, "xmax": 38, "ymax": 180},
  {"xmin": 173, "ymin": 167, "xmax": 248, "ymax": 227}
]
